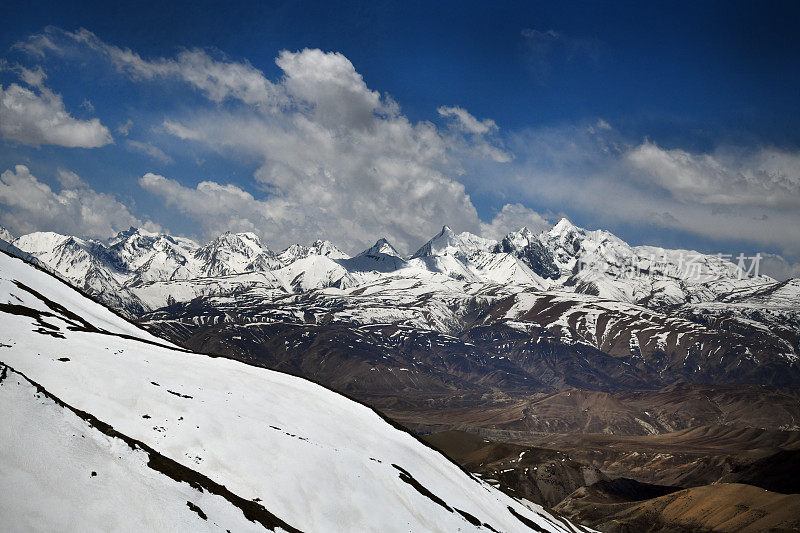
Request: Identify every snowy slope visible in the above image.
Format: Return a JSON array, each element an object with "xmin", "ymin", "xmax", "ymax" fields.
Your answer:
[
  {"xmin": 12, "ymin": 231, "xmax": 146, "ymax": 315},
  {"xmin": 0, "ymin": 250, "xmax": 584, "ymax": 532},
  {"xmin": 194, "ymin": 232, "xmax": 281, "ymax": 277}
]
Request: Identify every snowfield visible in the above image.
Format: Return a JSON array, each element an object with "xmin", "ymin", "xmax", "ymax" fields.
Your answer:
[{"xmin": 0, "ymin": 250, "xmax": 587, "ymax": 532}]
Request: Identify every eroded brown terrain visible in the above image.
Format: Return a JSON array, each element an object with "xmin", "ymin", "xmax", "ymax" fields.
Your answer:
[{"xmin": 422, "ymin": 429, "xmax": 800, "ymax": 532}]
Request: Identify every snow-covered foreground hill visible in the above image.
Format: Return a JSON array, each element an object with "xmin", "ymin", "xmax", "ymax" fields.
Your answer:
[{"xmin": 0, "ymin": 250, "xmax": 588, "ymax": 532}]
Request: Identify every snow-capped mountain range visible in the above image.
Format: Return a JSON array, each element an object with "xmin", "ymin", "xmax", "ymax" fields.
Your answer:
[
  {"xmin": 0, "ymin": 246, "xmax": 584, "ymax": 532},
  {"xmin": 1, "ymin": 220, "xmax": 777, "ymax": 315},
  {"xmin": 3, "ymin": 220, "xmax": 798, "ymax": 392}
]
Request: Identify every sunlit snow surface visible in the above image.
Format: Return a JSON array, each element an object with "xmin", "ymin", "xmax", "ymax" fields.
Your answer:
[{"xmin": 0, "ymin": 251, "xmax": 587, "ymax": 532}]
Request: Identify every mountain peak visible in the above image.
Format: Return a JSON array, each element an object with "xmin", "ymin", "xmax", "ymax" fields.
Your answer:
[
  {"xmin": 208, "ymin": 231, "xmax": 263, "ymax": 248},
  {"xmin": 358, "ymin": 238, "xmax": 401, "ymax": 258},
  {"xmin": 551, "ymin": 218, "xmax": 578, "ymax": 234},
  {"xmin": 107, "ymin": 227, "xmax": 171, "ymax": 250},
  {"xmin": 0, "ymin": 226, "xmax": 14, "ymax": 243},
  {"xmin": 311, "ymin": 240, "xmax": 350, "ymax": 259},
  {"xmin": 504, "ymin": 226, "xmax": 535, "ymax": 241},
  {"xmin": 412, "ymin": 226, "xmax": 494, "ymax": 259}
]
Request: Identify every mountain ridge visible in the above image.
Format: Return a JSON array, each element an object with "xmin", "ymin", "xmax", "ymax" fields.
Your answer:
[{"xmin": 9, "ymin": 219, "xmax": 799, "ymax": 394}]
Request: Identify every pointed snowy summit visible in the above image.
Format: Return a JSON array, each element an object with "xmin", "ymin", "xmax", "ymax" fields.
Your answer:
[
  {"xmin": 358, "ymin": 238, "xmax": 401, "ymax": 258},
  {"xmin": 412, "ymin": 225, "xmax": 495, "ymax": 259},
  {"xmin": 549, "ymin": 217, "xmax": 579, "ymax": 236},
  {"xmin": 0, "ymin": 226, "xmax": 15, "ymax": 243}
]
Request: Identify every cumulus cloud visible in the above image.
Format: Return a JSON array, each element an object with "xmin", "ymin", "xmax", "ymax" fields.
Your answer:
[
  {"xmin": 55, "ymin": 168, "xmax": 87, "ymax": 188},
  {"xmin": 14, "ymin": 30, "xmax": 518, "ymax": 252},
  {"xmin": 479, "ymin": 203, "xmax": 552, "ymax": 240},
  {"xmin": 142, "ymin": 48, "xmax": 509, "ymax": 252},
  {"xmin": 0, "ymin": 82, "xmax": 112, "ymax": 148},
  {"xmin": 138, "ymin": 173, "xmax": 284, "ymax": 238},
  {"xmin": 20, "ymin": 27, "xmax": 798, "ymax": 262},
  {"xmin": 10, "ymin": 64, "xmax": 47, "ymax": 88},
  {"xmin": 0, "ymin": 165, "xmax": 155, "ymax": 238},
  {"xmin": 276, "ymin": 48, "xmax": 387, "ymax": 128}
]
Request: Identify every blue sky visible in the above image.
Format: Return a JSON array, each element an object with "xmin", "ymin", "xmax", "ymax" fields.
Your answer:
[{"xmin": 1, "ymin": 1, "xmax": 799, "ymax": 276}]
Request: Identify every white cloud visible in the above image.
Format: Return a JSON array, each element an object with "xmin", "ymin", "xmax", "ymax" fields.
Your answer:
[
  {"xmin": 140, "ymin": 171, "xmax": 550, "ymax": 255},
  {"xmin": 0, "ymin": 82, "xmax": 112, "ymax": 147},
  {"xmin": 480, "ymin": 203, "xmax": 552, "ymax": 240},
  {"xmin": 139, "ymin": 173, "xmax": 283, "ymax": 238},
  {"xmin": 627, "ymin": 141, "xmax": 800, "ymax": 208},
  {"xmin": 0, "ymin": 165, "xmax": 155, "ymax": 238},
  {"xmin": 125, "ymin": 140, "xmax": 172, "ymax": 164},
  {"xmin": 15, "ymin": 31, "xmax": 518, "ymax": 252},
  {"xmin": 17, "ymin": 27, "xmax": 282, "ymax": 108},
  {"xmin": 497, "ymin": 124, "xmax": 800, "ymax": 257},
  {"xmin": 438, "ymin": 105, "xmax": 512, "ymax": 163},
  {"xmin": 23, "ymin": 27, "xmax": 798, "ymax": 262},
  {"xmin": 14, "ymin": 65, "xmax": 47, "ymax": 88},
  {"xmin": 0, "ymin": 61, "xmax": 47, "ymax": 89},
  {"xmin": 276, "ymin": 48, "xmax": 386, "ymax": 128},
  {"xmin": 438, "ymin": 105, "xmax": 497, "ymax": 135},
  {"xmin": 596, "ymin": 119, "xmax": 612, "ymax": 130},
  {"xmin": 56, "ymin": 168, "xmax": 87, "ymax": 188},
  {"xmin": 142, "ymin": 49, "xmax": 511, "ymax": 252}
]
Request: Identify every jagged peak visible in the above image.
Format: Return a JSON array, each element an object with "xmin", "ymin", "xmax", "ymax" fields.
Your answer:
[
  {"xmin": 211, "ymin": 230, "xmax": 259, "ymax": 241},
  {"xmin": 311, "ymin": 239, "xmax": 349, "ymax": 259},
  {"xmin": 550, "ymin": 217, "xmax": 579, "ymax": 235},
  {"xmin": 518, "ymin": 225, "xmax": 534, "ymax": 237},
  {"xmin": 107, "ymin": 227, "xmax": 194, "ymax": 252},
  {"xmin": 277, "ymin": 240, "xmax": 350, "ymax": 263},
  {"xmin": 201, "ymin": 231, "xmax": 266, "ymax": 252},
  {"xmin": 0, "ymin": 226, "xmax": 14, "ymax": 243},
  {"xmin": 502, "ymin": 226, "xmax": 536, "ymax": 242},
  {"xmin": 108, "ymin": 226, "xmax": 160, "ymax": 243},
  {"xmin": 412, "ymin": 225, "xmax": 494, "ymax": 259},
  {"xmin": 281, "ymin": 243, "xmax": 305, "ymax": 253},
  {"xmin": 359, "ymin": 238, "xmax": 401, "ymax": 258}
]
